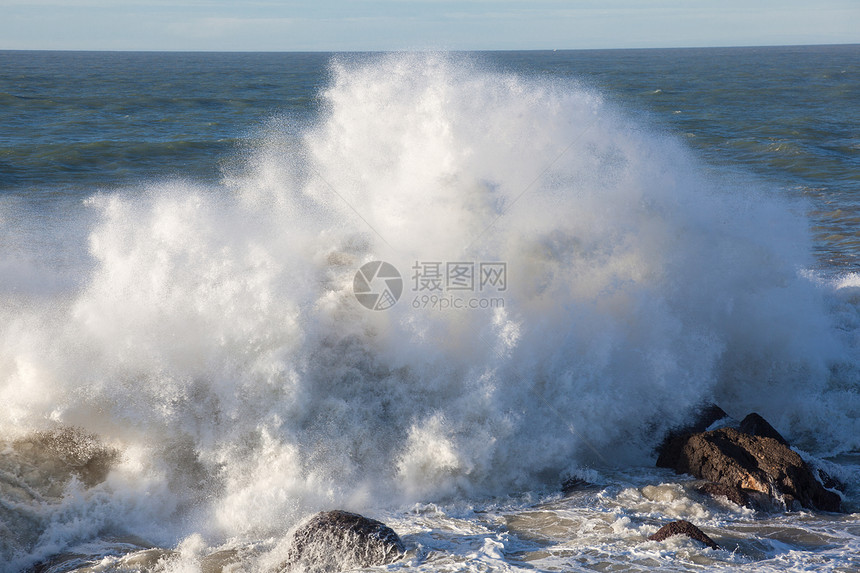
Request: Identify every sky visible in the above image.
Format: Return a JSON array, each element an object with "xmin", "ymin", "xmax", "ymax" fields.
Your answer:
[{"xmin": 1, "ymin": 0, "xmax": 858, "ymax": 52}]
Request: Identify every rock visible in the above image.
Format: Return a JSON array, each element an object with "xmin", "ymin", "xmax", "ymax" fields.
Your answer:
[
  {"xmin": 648, "ymin": 520, "xmax": 720, "ymax": 550},
  {"xmin": 657, "ymin": 427, "xmax": 842, "ymax": 512},
  {"xmin": 282, "ymin": 510, "xmax": 404, "ymax": 572},
  {"xmin": 693, "ymin": 481, "xmax": 782, "ymax": 511},
  {"xmin": 817, "ymin": 468, "xmax": 846, "ymax": 492},
  {"xmin": 656, "ymin": 403, "xmax": 732, "ymax": 458},
  {"xmin": 26, "ymin": 539, "xmax": 167, "ymax": 573},
  {"xmin": 2, "ymin": 428, "xmax": 120, "ymax": 566},
  {"xmin": 561, "ymin": 477, "xmax": 594, "ymax": 495},
  {"xmin": 13, "ymin": 427, "xmax": 119, "ymax": 489},
  {"xmin": 684, "ymin": 404, "xmax": 732, "ymax": 433},
  {"xmin": 694, "ymin": 482, "xmax": 751, "ymax": 508},
  {"xmin": 201, "ymin": 549, "xmax": 241, "ymax": 573},
  {"xmin": 738, "ymin": 413, "xmax": 789, "ymax": 446}
]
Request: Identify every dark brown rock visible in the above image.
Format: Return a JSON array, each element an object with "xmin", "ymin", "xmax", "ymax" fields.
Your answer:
[
  {"xmin": 684, "ymin": 404, "xmax": 731, "ymax": 434},
  {"xmin": 657, "ymin": 427, "xmax": 841, "ymax": 512},
  {"xmin": 693, "ymin": 481, "xmax": 783, "ymax": 511},
  {"xmin": 694, "ymin": 482, "xmax": 751, "ymax": 508},
  {"xmin": 282, "ymin": 510, "xmax": 404, "ymax": 572},
  {"xmin": 738, "ymin": 413, "xmax": 789, "ymax": 446},
  {"xmin": 817, "ymin": 468, "xmax": 846, "ymax": 492},
  {"xmin": 656, "ymin": 403, "xmax": 731, "ymax": 458},
  {"xmin": 648, "ymin": 520, "xmax": 720, "ymax": 550}
]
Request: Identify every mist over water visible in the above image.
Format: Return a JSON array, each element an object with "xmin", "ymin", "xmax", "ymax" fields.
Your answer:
[{"xmin": 1, "ymin": 52, "xmax": 859, "ymax": 570}]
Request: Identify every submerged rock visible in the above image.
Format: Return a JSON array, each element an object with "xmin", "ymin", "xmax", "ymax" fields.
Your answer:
[
  {"xmin": 281, "ymin": 510, "xmax": 404, "ymax": 572},
  {"xmin": 11, "ymin": 427, "xmax": 119, "ymax": 490},
  {"xmin": 648, "ymin": 520, "xmax": 720, "ymax": 550},
  {"xmin": 1, "ymin": 427, "xmax": 120, "ymax": 567},
  {"xmin": 657, "ymin": 426, "xmax": 841, "ymax": 512},
  {"xmin": 561, "ymin": 476, "xmax": 595, "ymax": 495},
  {"xmin": 201, "ymin": 549, "xmax": 241, "ymax": 573},
  {"xmin": 26, "ymin": 539, "xmax": 169, "ymax": 573}
]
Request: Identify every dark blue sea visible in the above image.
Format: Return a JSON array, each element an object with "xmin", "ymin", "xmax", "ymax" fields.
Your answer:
[{"xmin": 0, "ymin": 46, "xmax": 859, "ymax": 572}]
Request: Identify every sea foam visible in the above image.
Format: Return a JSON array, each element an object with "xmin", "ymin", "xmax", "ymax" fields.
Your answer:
[{"xmin": 0, "ymin": 53, "xmax": 857, "ymax": 563}]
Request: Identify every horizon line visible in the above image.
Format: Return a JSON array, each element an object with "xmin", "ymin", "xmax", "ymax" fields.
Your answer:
[{"xmin": 1, "ymin": 42, "xmax": 858, "ymax": 55}]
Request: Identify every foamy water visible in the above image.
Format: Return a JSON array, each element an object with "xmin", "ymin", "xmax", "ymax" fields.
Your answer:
[{"xmin": 1, "ymin": 52, "xmax": 858, "ymax": 572}]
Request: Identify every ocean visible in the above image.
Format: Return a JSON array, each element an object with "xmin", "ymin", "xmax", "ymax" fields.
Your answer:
[{"xmin": 0, "ymin": 45, "xmax": 858, "ymax": 572}]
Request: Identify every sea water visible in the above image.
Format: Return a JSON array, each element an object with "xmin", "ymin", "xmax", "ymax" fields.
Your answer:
[{"xmin": 0, "ymin": 46, "xmax": 858, "ymax": 572}]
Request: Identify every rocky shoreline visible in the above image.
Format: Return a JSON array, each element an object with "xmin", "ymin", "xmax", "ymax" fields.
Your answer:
[
  {"xmin": 655, "ymin": 406, "xmax": 843, "ymax": 513},
  {"xmin": 9, "ymin": 408, "xmax": 849, "ymax": 572},
  {"xmin": 566, "ymin": 406, "xmax": 846, "ymax": 554},
  {"xmin": 639, "ymin": 406, "xmax": 845, "ymax": 554}
]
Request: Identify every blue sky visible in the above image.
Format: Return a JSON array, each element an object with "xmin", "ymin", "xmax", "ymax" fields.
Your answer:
[{"xmin": 1, "ymin": 0, "xmax": 858, "ymax": 51}]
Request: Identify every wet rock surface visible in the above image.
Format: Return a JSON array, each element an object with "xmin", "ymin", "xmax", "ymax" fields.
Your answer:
[
  {"xmin": 655, "ymin": 403, "xmax": 732, "ymax": 456},
  {"xmin": 694, "ymin": 481, "xmax": 751, "ymax": 508},
  {"xmin": 648, "ymin": 519, "xmax": 720, "ymax": 550},
  {"xmin": 658, "ymin": 426, "xmax": 842, "ymax": 512},
  {"xmin": 738, "ymin": 412, "xmax": 789, "ymax": 446},
  {"xmin": 280, "ymin": 510, "xmax": 405, "ymax": 572},
  {"xmin": 25, "ymin": 539, "xmax": 169, "ymax": 573},
  {"xmin": 10, "ymin": 427, "xmax": 119, "ymax": 491},
  {"xmin": 2, "ymin": 427, "xmax": 120, "ymax": 568},
  {"xmin": 561, "ymin": 476, "xmax": 597, "ymax": 495}
]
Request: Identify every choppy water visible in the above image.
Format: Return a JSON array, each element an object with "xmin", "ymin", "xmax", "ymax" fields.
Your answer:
[{"xmin": 0, "ymin": 46, "xmax": 859, "ymax": 572}]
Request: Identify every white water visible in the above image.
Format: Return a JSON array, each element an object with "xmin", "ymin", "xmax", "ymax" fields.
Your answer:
[{"xmin": 1, "ymin": 53, "xmax": 858, "ymax": 572}]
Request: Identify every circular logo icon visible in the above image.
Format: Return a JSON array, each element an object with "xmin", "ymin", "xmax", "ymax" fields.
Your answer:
[{"xmin": 353, "ymin": 261, "xmax": 403, "ymax": 310}]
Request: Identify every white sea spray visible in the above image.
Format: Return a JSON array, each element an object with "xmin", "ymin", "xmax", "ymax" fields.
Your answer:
[{"xmin": 0, "ymin": 52, "xmax": 858, "ymax": 572}]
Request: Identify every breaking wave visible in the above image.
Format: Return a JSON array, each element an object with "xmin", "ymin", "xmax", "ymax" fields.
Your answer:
[{"xmin": 1, "ymin": 52, "xmax": 858, "ymax": 569}]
